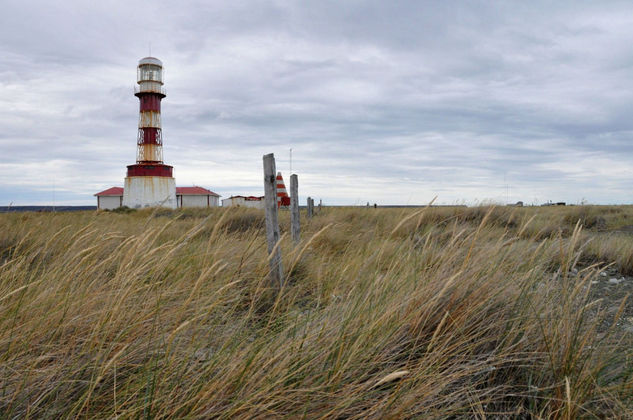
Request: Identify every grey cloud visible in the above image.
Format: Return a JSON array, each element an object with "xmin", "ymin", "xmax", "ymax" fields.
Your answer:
[{"xmin": 2, "ymin": 1, "xmax": 633, "ymax": 205}]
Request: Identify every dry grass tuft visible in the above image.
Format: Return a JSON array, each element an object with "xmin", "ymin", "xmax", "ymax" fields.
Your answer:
[{"xmin": 0, "ymin": 205, "xmax": 632, "ymax": 418}]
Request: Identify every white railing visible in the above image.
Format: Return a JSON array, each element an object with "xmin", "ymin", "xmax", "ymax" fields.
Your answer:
[{"xmin": 134, "ymin": 84, "xmax": 166, "ymax": 95}]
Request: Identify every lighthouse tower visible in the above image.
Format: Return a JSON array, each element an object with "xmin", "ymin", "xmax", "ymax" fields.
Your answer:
[
  {"xmin": 122, "ymin": 57, "xmax": 176, "ymax": 208},
  {"xmin": 276, "ymin": 172, "xmax": 290, "ymax": 208}
]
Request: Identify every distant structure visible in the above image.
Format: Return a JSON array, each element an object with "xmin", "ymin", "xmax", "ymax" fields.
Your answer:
[
  {"xmin": 220, "ymin": 173, "xmax": 288, "ymax": 210},
  {"xmin": 95, "ymin": 187, "xmax": 124, "ymax": 210},
  {"xmin": 94, "ymin": 57, "xmax": 221, "ymax": 210},
  {"xmin": 122, "ymin": 57, "xmax": 176, "ymax": 209},
  {"xmin": 222, "ymin": 195, "xmax": 265, "ymax": 209},
  {"xmin": 276, "ymin": 172, "xmax": 290, "ymax": 208},
  {"xmin": 176, "ymin": 187, "xmax": 220, "ymax": 207},
  {"xmin": 95, "ymin": 186, "xmax": 219, "ymax": 210}
]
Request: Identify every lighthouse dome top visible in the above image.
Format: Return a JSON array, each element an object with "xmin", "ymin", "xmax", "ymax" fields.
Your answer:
[{"xmin": 138, "ymin": 57, "xmax": 163, "ymax": 67}]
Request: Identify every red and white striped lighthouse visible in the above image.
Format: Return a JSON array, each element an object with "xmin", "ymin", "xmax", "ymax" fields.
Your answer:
[
  {"xmin": 276, "ymin": 172, "xmax": 290, "ymax": 208},
  {"xmin": 122, "ymin": 57, "xmax": 176, "ymax": 208}
]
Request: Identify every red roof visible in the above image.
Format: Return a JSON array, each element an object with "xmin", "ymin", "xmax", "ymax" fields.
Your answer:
[
  {"xmin": 176, "ymin": 186, "xmax": 219, "ymax": 196},
  {"xmin": 94, "ymin": 187, "xmax": 124, "ymax": 197}
]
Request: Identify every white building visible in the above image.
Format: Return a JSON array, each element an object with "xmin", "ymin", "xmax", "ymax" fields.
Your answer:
[
  {"xmin": 176, "ymin": 186, "xmax": 220, "ymax": 208},
  {"xmin": 123, "ymin": 175, "xmax": 177, "ymax": 209},
  {"xmin": 95, "ymin": 186, "xmax": 220, "ymax": 209},
  {"xmin": 94, "ymin": 187, "xmax": 124, "ymax": 210},
  {"xmin": 221, "ymin": 195, "xmax": 264, "ymax": 209}
]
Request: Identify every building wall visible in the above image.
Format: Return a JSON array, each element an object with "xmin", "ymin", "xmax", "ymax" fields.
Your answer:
[
  {"xmin": 180, "ymin": 195, "xmax": 206, "ymax": 208},
  {"xmin": 122, "ymin": 176, "xmax": 177, "ymax": 209},
  {"xmin": 221, "ymin": 197, "xmax": 264, "ymax": 209},
  {"xmin": 176, "ymin": 195, "xmax": 220, "ymax": 208},
  {"xmin": 98, "ymin": 196, "xmax": 122, "ymax": 210},
  {"xmin": 179, "ymin": 195, "xmax": 214, "ymax": 208}
]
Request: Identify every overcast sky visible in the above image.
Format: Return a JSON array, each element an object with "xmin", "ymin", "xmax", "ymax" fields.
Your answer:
[{"xmin": 2, "ymin": 1, "xmax": 633, "ymax": 206}]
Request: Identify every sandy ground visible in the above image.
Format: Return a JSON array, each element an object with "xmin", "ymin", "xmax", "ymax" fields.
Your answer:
[{"xmin": 584, "ymin": 265, "xmax": 633, "ymax": 340}]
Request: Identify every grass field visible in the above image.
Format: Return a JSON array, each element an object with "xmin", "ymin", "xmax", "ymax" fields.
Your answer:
[{"xmin": 1, "ymin": 205, "xmax": 632, "ymax": 418}]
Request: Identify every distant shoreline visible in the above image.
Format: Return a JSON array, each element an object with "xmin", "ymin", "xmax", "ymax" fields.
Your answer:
[
  {"xmin": 0, "ymin": 206, "xmax": 97, "ymax": 213},
  {"xmin": 0, "ymin": 204, "xmax": 467, "ymax": 213}
]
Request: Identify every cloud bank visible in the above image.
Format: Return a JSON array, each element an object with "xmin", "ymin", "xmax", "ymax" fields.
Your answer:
[{"xmin": 2, "ymin": 1, "xmax": 633, "ymax": 205}]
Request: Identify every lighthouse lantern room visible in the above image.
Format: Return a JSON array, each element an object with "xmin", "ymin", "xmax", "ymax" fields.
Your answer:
[{"xmin": 122, "ymin": 57, "xmax": 177, "ymax": 208}]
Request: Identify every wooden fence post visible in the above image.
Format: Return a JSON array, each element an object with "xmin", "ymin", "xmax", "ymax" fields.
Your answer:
[
  {"xmin": 290, "ymin": 174, "xmax": 300, "ymax": 245},
  {"xmin": 263, "ymin": 153, "xmax": 284, "ymax": 288},
  {"xmin": 307, "ymin": 196, "xmax": 313, "ymax": 218}
]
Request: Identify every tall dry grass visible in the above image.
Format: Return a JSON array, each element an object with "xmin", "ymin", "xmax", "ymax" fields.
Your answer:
[{"xmin": 0, "ymin": 205, "xmax": 632, "ymax": 418}]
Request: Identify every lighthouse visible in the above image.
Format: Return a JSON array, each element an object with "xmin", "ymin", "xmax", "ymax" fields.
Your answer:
[
  {"xmin": 275, "ymin": 172, "xmax": 290, "ymax": 208},
  {"xmin": 122, "ymin": 57, "xmax": 177, "ymax": 208}
]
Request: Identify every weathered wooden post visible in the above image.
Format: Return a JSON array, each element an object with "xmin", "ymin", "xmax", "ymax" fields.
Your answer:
[
  {"xmin": 263, "ymin": 153, "xmax": 284, "ymax": 287},
  {"xmin": 290, "ymin": 174, "xmax": 300, "ymax": 245},
  {"xmin": 307, "ymin": 196, "xmax": 313, "ymax": 218},
  {"xmin": 318, "ymin": 199, "xmax": 322, "ymax": 213}
]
